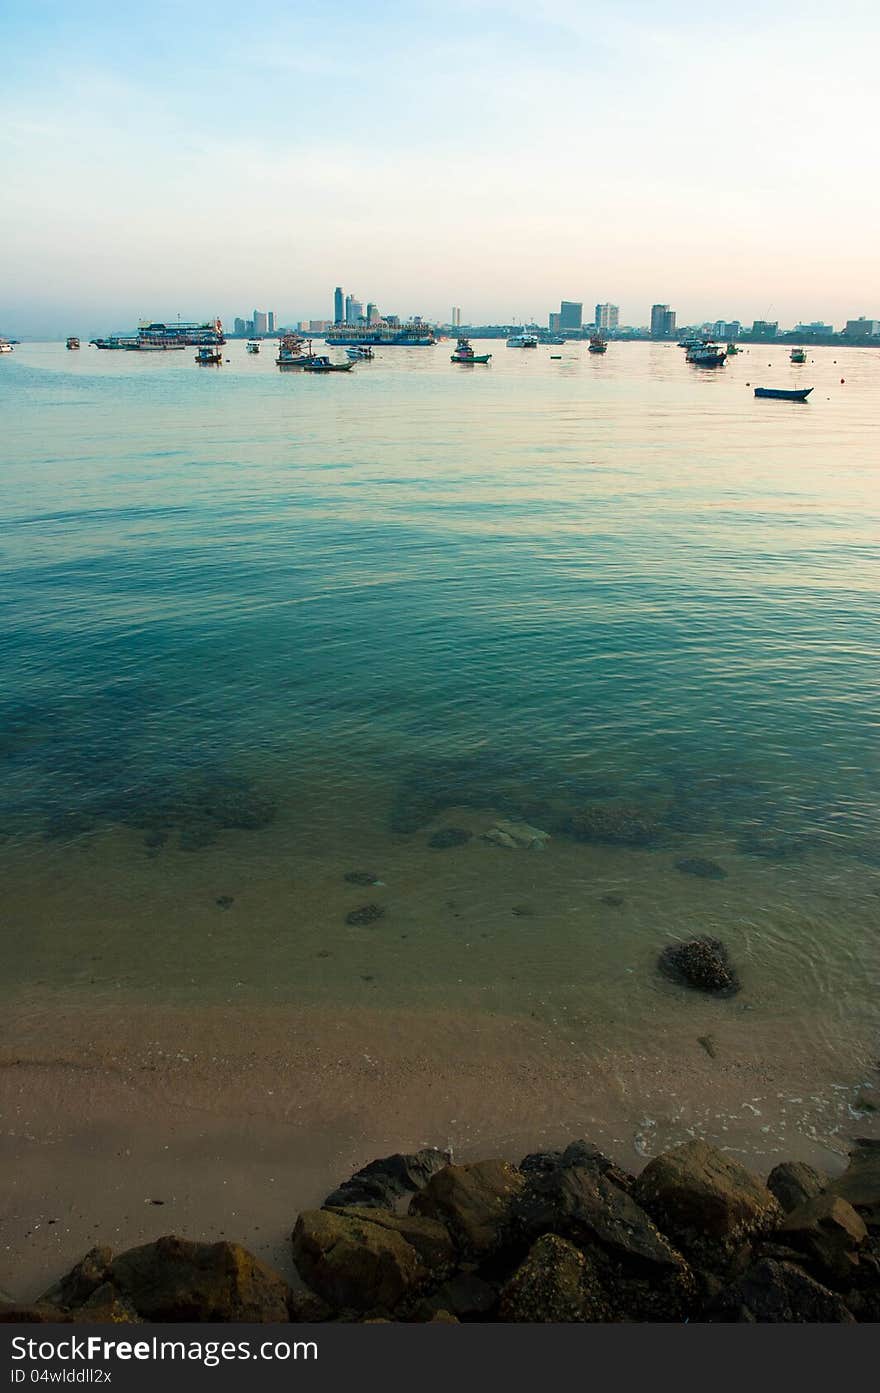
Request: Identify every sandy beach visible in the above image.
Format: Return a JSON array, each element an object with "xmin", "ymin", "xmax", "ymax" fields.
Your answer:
[{"xmin": 3, "ymin": 995, "xmax": 877, "ymax": 1300}]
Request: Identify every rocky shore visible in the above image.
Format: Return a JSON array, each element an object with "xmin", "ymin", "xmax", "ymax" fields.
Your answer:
[{"xmin": 3, "ymin": 1137, "xmax": 879, "ymax": 1324}]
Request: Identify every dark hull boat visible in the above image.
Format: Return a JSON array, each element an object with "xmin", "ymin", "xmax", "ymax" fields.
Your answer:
[{"xmin": 754, "ymin": 387, "xmax": 813, "ymax": 401}]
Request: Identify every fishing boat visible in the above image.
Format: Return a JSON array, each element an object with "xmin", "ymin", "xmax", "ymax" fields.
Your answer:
[
  {"xmin": 302, "ymin": 356, "xmax": 354, "ymax": 373},
  {"xmin": 686, "ymin": 342, "xmax": 726, "ymax": 367},
  {"xmin": 246, "ymin": 340, "xmax": 260, "ymax": 354},
  {"xmin": 754, "ymin": 386, "xmax": 813, "ymax": 401},
  {"xmin": 66, "ymin": 336, "xmax": 80, "ymax": 350},
  {"xmin": 0, "ymin": 339, "xmax": 14, "ymax": 354},
  {"xmin": 588, "ymin": 334, "xmax": 607, "ymax": 354},
  {"xmin": 726, "ymin": 342, "xmax": 740, "ymax": 355},
  {"xmin": 450, "ymin": 337, "xmax": 492, "ymax": 364},
  {"xmin": 195, "ymin": 345, "xmax": 222, "ymax": 364},
  {"xmin": 506, "ymin": 331, "xmax": 539, "ymax": 348},
  {"xmin": 346, "ymin": 345, "xmax": 374, "ymax": 360},
  {"xmin": 276, "ymin": 334, "xmax": 315, "ymax": 367},
  {"xmin": 790, "ymin": 347, "xmax": 807, "ymax": 364}
]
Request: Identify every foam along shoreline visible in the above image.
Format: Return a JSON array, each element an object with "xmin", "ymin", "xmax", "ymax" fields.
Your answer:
[{"xmin": 1, "ymin": 999, "xmax": 877, "ymax": 1299}]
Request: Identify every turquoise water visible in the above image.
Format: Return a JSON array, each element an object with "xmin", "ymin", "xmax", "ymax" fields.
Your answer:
[{"xmin": 1, "ymin": 340, "xmax": 879, "ymax": 1118}]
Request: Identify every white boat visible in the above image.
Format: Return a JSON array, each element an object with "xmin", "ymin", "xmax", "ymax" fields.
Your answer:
[
  {"xmin": 686, "ymin": 341, "xmax": 726, "ymax": 367},
  {"xmin": 246, "ymin": 340, "xmax": 260, "ymax": 354},
  {"xmin": 0, "ymin": 339, "xmax": 13, "ymax": 354},
  {"xmin": 346, "ymin": 345, "xmax": 374, "ymax": 360},
  {"xmin": 506, "ymin": 331, "xmax": 539, "ymax": 348}
]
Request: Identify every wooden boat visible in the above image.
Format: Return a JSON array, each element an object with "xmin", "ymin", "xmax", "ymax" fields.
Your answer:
[
  {"xmin": 790, "ymin": 347, "xmax": 807, "ymax": 364},
  {"xmin": 726, "ymin": 342, "xmax": 739, "ymax": 355},
  {"xmin": 302, "ymin": 356, "xmax": 354, "ymax": 373},
  {"xmin": 195, "ymin": 346, "xmax": 222, "ymax": 364},
  {"xmin": 66, "ymin": 336, "xmax": 81, "ymax": 350},
  {"xmin": 754, "ymin": 387, "xmax": 813, "ymax": 401},
  {"xmin": 588, "ymin": 334, "xmax": 607, "ymax": 354},
  {"xmin": 451, "ymin": 337, "xmax": 491, "ymax": 364}
]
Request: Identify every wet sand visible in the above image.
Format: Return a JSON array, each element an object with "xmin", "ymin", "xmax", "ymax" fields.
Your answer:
[{"xmin": 2, "ymin": 997, "xmax": 878, "ymax": 1300}]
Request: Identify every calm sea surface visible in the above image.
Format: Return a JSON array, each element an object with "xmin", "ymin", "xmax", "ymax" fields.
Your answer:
[{"xmin": 1, "ymin": 339, "xmax": 878, "ymax": 1152}]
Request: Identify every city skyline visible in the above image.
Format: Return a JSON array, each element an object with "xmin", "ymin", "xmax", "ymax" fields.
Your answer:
[{"xmin": 2, "ymin": 2, "xmax": 879, "ymax": 338}]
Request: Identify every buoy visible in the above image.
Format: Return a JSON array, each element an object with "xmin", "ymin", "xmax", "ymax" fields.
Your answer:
[{"xmin": 840, "ymin": 378, "xmax": 845, "ymax": 383}]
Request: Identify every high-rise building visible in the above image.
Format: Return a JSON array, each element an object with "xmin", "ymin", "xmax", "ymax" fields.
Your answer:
[
  {"xmin": 548, "ymin": 312, "xmax": 561, "ymax": 333},
  {"xmin": 334, "ymin": 287, "xmax": 344, "ymax": 324},
  {"xmin": 843, "ymin": 316, "xmax": 880, "ymax": 336},
  {"xmin": 559, "ymin": 300, "xmax": 582, "ymax": 331},
  {"xmin": 452, "ymin": 307, "xmax": 461, "ymax": 327},
  {"xmin": 253, "ymin": 310, "xmax": 269, "ymax": 335},
  {"xmin": 348, "ymin": 298, "xmax": 364, "ymax": 323},
  {"xmin": 651, "ymin": 304, "xmax": 676, "ymax": 337},
  {"xmin": 751, "ymin": 320, "xmax": 778, "ymax": 337},
  {"xmin": 595, "ymin": 303, "xmax": 619, "ymax": 332},
  {"xmin": 233, "ymin": 317, "xmax": 246, "ymax": 335},
  {"xmin": 267, "ymin": 311, "xmax": 275, "ymax": 333}
]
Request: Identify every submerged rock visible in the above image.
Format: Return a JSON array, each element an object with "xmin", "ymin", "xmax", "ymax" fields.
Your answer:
[
  {"xmin": 345, "ymin": 904, "xmax": 384, "ymax": 926},
  {"xmin": 675, "ymin": 856, "xmax": 727, "ymax": 880},
  {"xmin": 428, "ymin": 827, "xmax": 473, "ymax": 849},
  {"xmin": 567, "ymin": 804, "xmax": 661, "ymax": 847},
  {"xmin": 657, "ymin": 936, "xmax": 741, "ymax": 996},
  {"xmin": 343, "ymin": 870, "xmax": 380, "ymax": 885},
  {"xmin": 482, "ymin": 819, "xmax": 550, "ymax": 851}
]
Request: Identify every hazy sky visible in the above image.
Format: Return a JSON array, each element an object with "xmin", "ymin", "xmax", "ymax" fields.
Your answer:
[{"xmin": 2, "ymin": 0, "xmax": 877, "ymax": 335}]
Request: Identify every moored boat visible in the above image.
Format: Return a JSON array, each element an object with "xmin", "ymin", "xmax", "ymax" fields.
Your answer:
[
  {"xmin": 450, "ymin": 337, "xmax": 492, "ymax": 364},
  {"xmin": 506, "ymin": 331, "xmax": 539, "ymax": 348},
  {"xmin": 754, "ymin": 386, "xmax": 813, "ymax": 401},
  {"xmin": 588, "ymin": 334, "xmax": 607, "ymax": 354},
  {"xmin": 302, "ymin": 356, "xmax": 354, "ymax": 373},
  {"xmin": 346, "ymin": 345, "xmax": 374, "ymax": 360},
  {"xmin": 0, "ymin": 338, "xmax": 14, "ymax": 353},
  {"xmin": 246, "ymin": 340, "xmax": 260, "ymax": 354},
  {"xmin": 66, "ymin": 336, "xmax": 80, "ymax": 350},
  {"xmin": 790, "ymin": 347, "xmax": 807, "ymax": 364},
  {"xmin": 726, "ymin": 342, "xmax": 739, "ymax": 355},
  {"xmin": 195, "ymin": 345, "xmax": 223, "ymax": 364},
  {"xmin": 686, "ymin": 341, "xmax": 726, "ymax": 367},
  {"xmin": 276, "ymin": 334, "xmax": 319, "ymax": 368}
]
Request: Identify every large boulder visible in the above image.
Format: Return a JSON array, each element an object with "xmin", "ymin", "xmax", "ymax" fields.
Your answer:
[
  {"xmin": 705, "ymin": 1258, "xmax": 856, "ymax": 1323},
  {"xmin": 109, "ymin": 1237, "xmax": 291, "ymax": 1322},
  {"xmin": 40, "ymin": 1246, "xmax": 113, "ymax": 1309},
  {"xmin": 777, "ymin": 1194, "xmax": 867, "ymax": 1286},
  {"xmin": 567, "ymin": 804, "xmax": 660, "ymax": 847},
  {"xmin": 323, "ymin": 1148, "xmax": 449, "ymax": 1210},
  {"xmin": 825, "ymin": 1139, "xmax": 880, "ymax": 1229},
  {"xmin": 292, "ymin": 1207, "xmax": 454, "ymax": 1313},
  {"xmin": 634, "ymin": 1140, "xmax": 780, "ymax": 1257},
  {"xmin": 498, "ymin": 1235, "xmax": 610, "ymax": 1322},
  {"xmin": 766, "ymin": 1161, "xmax": 827, "ymax": 1213},
  {"xmin": 518, "ymin": 1139, "xmax": 635, "ymax": 1195},
  {"xmin": 657, "ymin": 937, "xmax": 741, "ymax": 996},
  {"xmin": 512, "ymin": 1161, "xmax": 693, "ymax": 1320},
  {"xmin": 410, "ymin": 1161, "xmax": 524, "ymax": 1258}
]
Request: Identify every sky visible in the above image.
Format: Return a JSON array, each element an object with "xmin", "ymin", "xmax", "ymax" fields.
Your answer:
[{"xmin": 1, "ymin": 0, "xmax": 878, "ymax": 336}]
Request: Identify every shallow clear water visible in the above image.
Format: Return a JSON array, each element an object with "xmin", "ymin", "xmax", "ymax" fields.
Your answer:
[{"xmin": 1, "ymin": 340, "xmax": 879, "ymax": 1127}]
